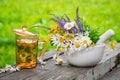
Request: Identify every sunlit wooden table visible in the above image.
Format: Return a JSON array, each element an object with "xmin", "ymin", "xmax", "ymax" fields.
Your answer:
[{"xmin": 0, "ymin": 43, "xmax": 120, "ymax": 80}]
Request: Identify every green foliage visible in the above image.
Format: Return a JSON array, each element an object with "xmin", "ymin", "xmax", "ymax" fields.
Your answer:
[
  {"xmin": 0, "ymin": 0, "xmax": 120, "ymax": 67},
  {"xmin": 117, "ymin": 64, "xmax": 120, "ymax": 67},
  {"xmin": 0, "ymin": 45, "xmax": 15, "ymax": 68},
  {"xmin": 83, "ymin": 22, "xmax": 100, "ymax": 43}
]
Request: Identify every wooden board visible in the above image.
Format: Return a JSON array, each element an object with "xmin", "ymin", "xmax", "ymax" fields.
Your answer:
[
  {"xmin": 101, "ymin": 68, "xmax": 120, "ymax": 80},
  {"xmin": 0, "ymin": 43, "xmax": 120, "ymax": 80}
]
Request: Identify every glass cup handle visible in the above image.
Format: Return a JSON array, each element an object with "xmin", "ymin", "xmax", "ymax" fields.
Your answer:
[{"xmin": 38, "ymin": 41, "xmax": 46, "ymax": 59}]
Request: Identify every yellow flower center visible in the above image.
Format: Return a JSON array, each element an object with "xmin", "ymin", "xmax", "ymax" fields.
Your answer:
[
  {"xmin": 59, "ymin": 37, "xmax": 64, "ymax": 43},
  {"xmin": 67, "ymin": 23, "xmax": 72, "ymax": 28},
  {"xmin": 58, "ymin": 60, "xmax": 63, "ymax": 65},
  {"xmin": 54, "ymin": 55, "xmax": 58, "ymax": 60},
  {"xmin": 58, "ymin": 47, "xmax": 63, "ymax": 52},
  {"xmin": 91, "ymin": 43, "xmax": 95, "ymax": 47},
  {"xmin": 83, "ymin": 40, "xmax": 88, "ymax": 44},
  {"xmin": 63, "ymin": 34, "xmax": 68, "ymax": 40},
  {"xmin": 75, "ymin": 43, "xmax": 80, "ymax": 48},
  {"xmin": 69, "ymin": 35, "xmax": 74, "ymax": 41},
  {"xmin": 68, "ymin": 44, "xmax": 71, "ymax": 48}
]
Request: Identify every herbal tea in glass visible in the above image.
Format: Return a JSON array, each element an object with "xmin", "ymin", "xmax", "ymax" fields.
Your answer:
[{"xmin": 14, "ymin": 26, "xmax": 38, "ymax": 68}]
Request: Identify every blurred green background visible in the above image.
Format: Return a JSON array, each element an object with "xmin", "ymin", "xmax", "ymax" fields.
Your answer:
[{"xmin": 0, "ymin": 0, "xmax": 120, "ymax": 67}]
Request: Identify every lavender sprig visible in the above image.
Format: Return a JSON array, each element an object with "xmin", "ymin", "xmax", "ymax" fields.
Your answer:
[
  {"xmin": 50, "ymin": 14, "xmax": 65, "ymax": 30},
  {"xmin": 75, "ymin": 7, "xmax": 83, "ymax": 33},
  {"xmin": 64, "ymin": 14, "xmax": 71, "ymax": 22},
  {"xmin": 61, "ymin": 17, "xmax": 67, "ymax": 22}
]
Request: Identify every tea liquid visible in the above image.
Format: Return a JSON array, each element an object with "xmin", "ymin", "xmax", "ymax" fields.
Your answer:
[{"xmin": 16, "ymin": 39, "xmax": 38, "ymax": 68}]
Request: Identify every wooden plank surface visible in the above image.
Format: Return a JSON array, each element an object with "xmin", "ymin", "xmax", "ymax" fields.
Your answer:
[
  {"xmin": 0, "ymin": 43, "xmax": 120, "ymax": 80},
  {"xmin": 101, "ymin": 67, "xmax": 120, "ymax": 80}
]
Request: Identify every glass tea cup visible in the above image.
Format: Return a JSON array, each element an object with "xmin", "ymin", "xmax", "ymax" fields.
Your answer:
[
  {"xmin": 14, "ymin": 25, "xmax": 40, "ymax": 69},
  {"xmin": 14, "ymin": 26, "xmax": 47, "ymax": 69},
  {"xmin": 16, "ymin": 34, "xmax": 38, "ymax": 68}
]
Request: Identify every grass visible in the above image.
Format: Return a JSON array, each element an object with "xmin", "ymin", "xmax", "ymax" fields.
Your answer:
[{"xmin": 0, "ymin": 0, "xmax": 120, "ymax": 67}]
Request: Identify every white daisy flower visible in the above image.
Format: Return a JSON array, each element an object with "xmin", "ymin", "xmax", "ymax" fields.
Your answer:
[
  {"xmin": 55, "ymin": 58, "xmax": 63, "ymax": 65},
  {"xmin": 81, "ymin": 36, "xmax": 92, "ymax": 47},
  {"xmin": 51, "ymin": 35, "xmax": 60, "ymax": 46},
  {"xmin": 67, "ymin": 35, "xmax": 92, "ymax": 53},
  {"xmin": 0, "ymin": 65, "xmax": 21, "ymax": 74},
  {"xmin": 0, "ymin": 69, "xmax": 5, "ymax": 73},
  {"xmin": 37, "ymin": 57, "xmax": 46, "ymax": 65},
  {"xmin": 74, "ymin": 36, "xmax": 81, "ymax": 42},
  {"xmin": 62, "ymin": 41, "xmax": 69, "ymax": 48},
  {"xmin": 68, "ymin": 42, "xmax": 78, "ymax": 52},
  {"xmin": 5, "ymin": 64, "xmax": 13, "ymax": 71},
  {"xmin": 9, "ymin": 67, "xmax": 16, "ymax": 72},
  {"xmin": 15, "ymin": 66, "xmax": 21, "ymax": 71},
  {"xmin": 62, "ymin": 47, "xmax": 68, "ymax": 52},
  {"xmin": 5, "ymin": 65, "xmax": 16, "ymax": 72},
  {"xmin": 51, "ymin": 34, "xmax": 64, "ymax": 47},
  {"xmin": 74, "ymin": 34, "xmax": 83, "ymax": 43},
  {"xmin": 74, "ymin": 43, "xmax": 86, "ymax": 51},
  {"xmin": 64, "ymin": 42, "xmax": 76, "ymax": 55},
  {"xmin": 64, "ymin": 22, "xmax": 74, "ymax": 30},
  {"xmin": 53, "ymin": 54, "xmax": 58, "ymax": 60},
  {"xmin": 62, "ymin": 41, "xmax": 72, "ymax": 53}
]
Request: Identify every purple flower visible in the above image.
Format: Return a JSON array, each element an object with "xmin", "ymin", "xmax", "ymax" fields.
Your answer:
[
  {"xmin": 50, "ymin": 14, "xmax": 65, "ymax": 30},
  {"xmin": 50, "ymin": 7, "xmax": 84, "ymax": 33},
  {"xmin": 75, "ymin": 7, "xmax": 83, "ymax": 33}
]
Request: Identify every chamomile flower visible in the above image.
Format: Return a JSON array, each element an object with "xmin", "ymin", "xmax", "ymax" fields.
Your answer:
[
  {"xmin": 9, "ymin": 67, "xmax": 16, "ymax": 72},
  {"xmin": 68, "ymin": 42, "xmax": 79, "ymax": 52},
  {"xmin": 5, "ymin": 65, "xmax": 16, "ymax": 72},
  {"xmin": 37, "ymin": 57, "xmax": 46, "ymax": 65},
  {"xmin": 53, "ymin": 54, "xmax": 58, "ymax": 60},
  {"xmin": 51, "ymin": 34, "xmax": 64, "ymax": 47},
  {"xmin": 61, "ymin": 41, "xmax": 73, "ymax": 53},
  {"xmin": 81, "ymin": 36, "xmax": 92, "ymax": 47},
  {"xmin": 5, "ymin": 65, "xmax": 13, "ymax": 71},
  {"xmin": 2, "ymin": 65, "xmax": 21, "ymax": 73},
  {"xmin": 51, "ymin": 34, "xmax": 59, "ymax": 46},
  {"xmin": 74, "ymin": 36, "xmax": 81, "ymax": 42},
  {"xmin": 62, "ymin": 41, "xmax": 70, "ymax": 48},
  {"xmin": 55, "ymin": 58, "xmax": 63, "ymax": 65},
  {"xmin": 0, "ymin": 65, "xmax": 20, "ymax": 74},
  {"xmin": 64, "ymin": 42, "xmax": 76, "ymax": 55},
  {"xmin": 15, "ymin": 66, "xmax": 21, "ymax": 71},
  {"xmin": 64, "ymin": 22, "xmax": 74, "ymax": 30},
  {"xmin": 0, "ymin": 69, "xmax": 5, "ymax": 73},
  {"xmin": 74, "ymin": 35, "xmax": 83, "ymax": 43}
]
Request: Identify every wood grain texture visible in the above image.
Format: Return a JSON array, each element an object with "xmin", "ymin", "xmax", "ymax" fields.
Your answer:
[
  {"xmin": 101, "ymin": 68, "xmax": 120, "ymax": 80},
  {"xmin": 0, "ymin": 43, "xmax": 120, "ymax": 80}
]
